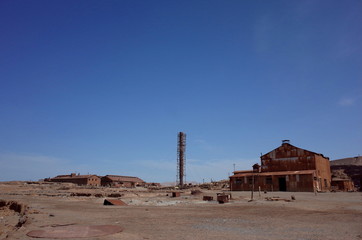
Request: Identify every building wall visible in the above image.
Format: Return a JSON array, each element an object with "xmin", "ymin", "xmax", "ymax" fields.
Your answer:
[
  {"xmin": 50, "ymin": 176, "xmax": 100, "ymax": 186},
  {"xmin": 314, "ymin": 155, "xmax": 331, "ymax": 191},
  {"xmin": 230, "ymin": 174, "xmax": 314, "ymax": 192},
  {"xmin": 87, "ymin": 176, "xmax": 101, "ymax": 186},
  {"xmin": 51, "ymin": 178, "xmax": 88, "ymax": 185}
]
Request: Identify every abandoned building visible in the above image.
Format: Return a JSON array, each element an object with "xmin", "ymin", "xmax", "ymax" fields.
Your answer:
[
  {"xmin": 101, "ymin": 175, "xmax": 145, "ymax": 188},
  {"xmin": 47, "ymin": 173, "xmax": 101, "ymax": 186},
  {"xmin": 331, "ymin": 178, "xmax": 354, "ymax": 192},
  {"xmin": 230, "ymin": 140, "xmax": 331, "ymax": 192},
  {"xmin": 330, "ymin": 156, "xmax": 362, "ymax": 191}
]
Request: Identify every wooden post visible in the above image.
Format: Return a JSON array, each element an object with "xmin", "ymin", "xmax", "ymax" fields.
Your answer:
[{"xmin": 251, "ymin": 173, "xmax": 254, "ymax": 201}]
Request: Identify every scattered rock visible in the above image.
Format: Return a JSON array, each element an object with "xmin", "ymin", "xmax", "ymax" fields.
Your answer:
[
  {"xmin": 107, "ymin": 193, "xmax": 123, "ymax": 198},
  {"xmin": 70, "ymin": 193, "xmax": 92, "ymax": 197},
  {"xmin": 191, "ymin": 190, "xmax": 202, "ymax": 195}
]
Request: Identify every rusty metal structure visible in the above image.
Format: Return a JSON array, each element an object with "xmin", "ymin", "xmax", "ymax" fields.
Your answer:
[
  {"xmin": 176, "ymin": 132, "xmax": 186, "ymax": 188},
  {"xmin": 103, "ymin": 199, "xmax": 127, "ymax": 206}
]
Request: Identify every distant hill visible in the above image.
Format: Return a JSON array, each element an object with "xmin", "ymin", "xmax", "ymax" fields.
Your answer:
[{"xmin": 330, "ymin": 156, "xmax": 362, "ymax": 166}]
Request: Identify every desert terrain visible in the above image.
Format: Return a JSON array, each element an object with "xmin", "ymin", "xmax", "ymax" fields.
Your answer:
[{"xmin": 1, "ymin": 182, "xmax": 361, "ymax": 240}]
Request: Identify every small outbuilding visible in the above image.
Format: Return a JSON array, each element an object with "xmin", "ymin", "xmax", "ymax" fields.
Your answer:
[{"xmin": 331, "ymin": 178, "xmax": 354, "ymax": 191}]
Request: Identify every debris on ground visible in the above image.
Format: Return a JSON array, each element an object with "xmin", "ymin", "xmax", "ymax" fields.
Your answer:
[
  {"xmin": 203, "ymin": 196, "xmax": 213, "ymax": 201},
  {"xmin": 191, "ymin": 190, "xmax": 202, "ymax": 195},
  {"xmin": 103, "ymin": 199, "xmax": 127, "ymax": 206},
  {"xmin": 265, "ymin": 197, "xmax": 292, "ymax": 202},
  {"xmin": 171, "ymin": 192, "xmax": 180, "ymax": 197}
]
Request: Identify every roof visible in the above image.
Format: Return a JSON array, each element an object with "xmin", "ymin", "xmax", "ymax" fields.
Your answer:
[
  {"xmin": 261, "ymin": 143, "xmax": 327, "ymax": 159},
  {"xmin": 233, "ymin": 170, "xmax": 254, "ymax": 174},
  {"xmin": 52, "ymin": 174, "xmax": 99, "ymax": 180},
  {"xmin": 230, "ymin": 170, "xmax": 316, "ymax": 178},
  {"xmin": 102, "ymin": 175, "xmax": 145, "ymax": 183}
]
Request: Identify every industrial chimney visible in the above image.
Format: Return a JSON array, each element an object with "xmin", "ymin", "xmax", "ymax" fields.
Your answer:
[{"xmin": 176, "ymin": 132, "xmax": 186, "ymax": 188}]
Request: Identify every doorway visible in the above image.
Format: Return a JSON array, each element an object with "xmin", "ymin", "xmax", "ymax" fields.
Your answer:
[{"xmin": 279, "ymin": 177, "xmax": 287, "ymax": 191}]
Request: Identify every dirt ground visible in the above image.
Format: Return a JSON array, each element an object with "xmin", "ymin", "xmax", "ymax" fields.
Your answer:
[{"xmin": 0, "ymin": 182, "xmax": 361, "ymax": 240}]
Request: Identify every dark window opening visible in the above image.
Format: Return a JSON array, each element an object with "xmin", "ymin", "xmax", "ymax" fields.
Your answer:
[
  {"xmin": 266, "ymin": 177, "xmax": 272, "ymax": 185},
  {"xmin": 278, "ymin": 177, "xmax": 287, "ymax": 191},
  {"xmin": 248, "ymin": 177, "xmax": 253, "ymax": 185}
]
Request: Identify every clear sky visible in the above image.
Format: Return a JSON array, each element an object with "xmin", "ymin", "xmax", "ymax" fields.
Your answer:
[{"xmin": 1, "ymin": 0, "xmax": 361, "ymax": 183}]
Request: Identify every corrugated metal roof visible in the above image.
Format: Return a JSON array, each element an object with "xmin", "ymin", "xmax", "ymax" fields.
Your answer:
[
  {"xmin": 261, "ymin": 143, "xmax": 326, "ymax": 158},
  {"xmin": 230, "ymin": 170, "xmax": 316, "ymax": 178},
  {"xmin": 233, "ymin": 170, "xmax": 254, "ymax": 174}
]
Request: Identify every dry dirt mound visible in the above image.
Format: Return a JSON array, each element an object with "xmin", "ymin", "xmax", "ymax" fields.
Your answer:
[{"xmin": 0, "ymin": 199, "xmax": 28, "ymax": 239}]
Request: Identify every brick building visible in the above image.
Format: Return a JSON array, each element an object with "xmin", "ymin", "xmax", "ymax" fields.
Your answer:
[
  {"xmin": 47, "ymin": 173, "xmax": 101, "ymax": 186},
  {"xmin": 230, "ymin": 140, "xmax": 331, "ymax": 192}
]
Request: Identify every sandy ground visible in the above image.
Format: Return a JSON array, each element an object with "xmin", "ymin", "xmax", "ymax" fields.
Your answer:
[{"xmin": 0, "ymin": 182, "xmax": 361, "ymax": 240}]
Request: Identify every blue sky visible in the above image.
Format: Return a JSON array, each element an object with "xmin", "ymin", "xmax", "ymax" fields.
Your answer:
[{"xmin": 1, "ymin": 0, "xmax": 361, "ymax": 183}]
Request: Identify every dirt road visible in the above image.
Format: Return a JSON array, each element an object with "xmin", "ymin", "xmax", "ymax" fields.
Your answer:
[{"xmin": 1, "ymin": 182, "xmax": 361, "ymax": 240}]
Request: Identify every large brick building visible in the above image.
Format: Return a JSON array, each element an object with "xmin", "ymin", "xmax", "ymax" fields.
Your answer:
[
  {"xmin": 47, "ymin": 173, "xmax": 101, "ymax": 186},
  {"xmin": 230, "ymin": 140, "xmax": 331, "ymax": 192}
]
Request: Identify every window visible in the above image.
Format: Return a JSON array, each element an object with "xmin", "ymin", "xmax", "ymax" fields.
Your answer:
[
  {"xmin": 248, "ymin": 177, "xmax": 253, "ymax": 185},
  {"xmin": 296, "ymin": 175, "xmax": 300, "ymax": 182},
  {"xmin": 324, "ymin": 179, "xmax": 328, "ymax": 187},
  {"xmin": 235, "ymin": 178, "xmax": 242, "ymax": 184},
  {"xmin": 266, "ymin": 177, "xmax": 272, "ymax": 185}
]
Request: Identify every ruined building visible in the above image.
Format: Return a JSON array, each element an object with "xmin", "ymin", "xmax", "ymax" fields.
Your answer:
[
  {"xmin": 100, "ymin": 175, "xmax": 145, "ymax": 188},
  {"xmin": 330, "ymin": 156, "xmax": 362, "ymax": 191},
  {"xmin": 230, "ymin": 140, "xmax": 331, "ymax": 192},
  {"xmin": 45, "ymin": 173, "xmax": 146, "ymax": 188}
]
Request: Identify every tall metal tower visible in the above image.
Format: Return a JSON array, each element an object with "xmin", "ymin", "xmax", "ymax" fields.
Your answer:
[{"xmin": 176, "ymin": 132, "xmax": 186, "ymax": 188}]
